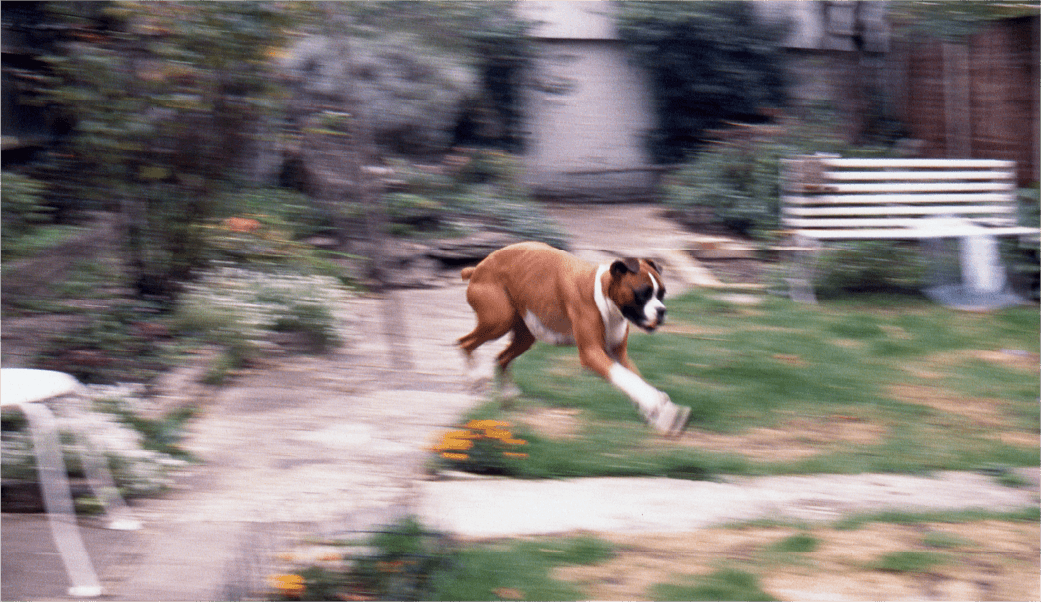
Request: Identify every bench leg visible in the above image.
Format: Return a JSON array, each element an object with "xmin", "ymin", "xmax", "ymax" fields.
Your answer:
[{"xmin": 787, "ymin": 236, "xmax": 822, "ymax": 304}]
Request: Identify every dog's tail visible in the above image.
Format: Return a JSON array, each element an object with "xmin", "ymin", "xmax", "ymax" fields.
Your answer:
[{"xmin": 460, "ymin": 266, "xmax": 476, "ymax": 281}]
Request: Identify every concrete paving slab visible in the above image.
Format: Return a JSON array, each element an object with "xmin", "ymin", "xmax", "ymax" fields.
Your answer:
[{"xmin": 418, "ymin": 470, "xmax": 1040, "ymax": 538}]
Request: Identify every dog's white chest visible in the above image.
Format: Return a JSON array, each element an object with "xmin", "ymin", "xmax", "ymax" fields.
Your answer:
[{"xmin": 595, "ymin": 264, "xmax": 629, "ymax": 350}]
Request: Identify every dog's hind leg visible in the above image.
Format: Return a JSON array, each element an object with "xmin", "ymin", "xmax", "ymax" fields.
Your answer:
[
  {"xmin": 458, "ymin": 282, "xmax": 516, "ymax": 390},
  {"xmin": 494, "ymin": 320, "xmax": 535, "ymax": 402}
]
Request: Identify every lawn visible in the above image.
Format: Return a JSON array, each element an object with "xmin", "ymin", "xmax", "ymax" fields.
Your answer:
[
  {"xmin": 448, "ymin": 292, "xmax": 1039, "ymax": 479},
  {"xmin": 277, "ymin": 509, "xmax": 1040, "ymax": 601}
]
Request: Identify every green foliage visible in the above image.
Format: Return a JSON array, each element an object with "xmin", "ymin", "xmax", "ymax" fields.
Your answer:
[
  {"xmin": 0, "ymin": 170, "xmax": 53, "ymax": 239},
  {"xmin": 817, "ymin": 242, "xmax": 929, "ymax": 296},
  {"xmin": 661, "ymin": 110, "xmax": 903, "ymax": 240},
  {"xmin": 770, "ymin": 532, "xmax": 819, "ymax": 554},
  {"xmin": 663, "ymin": 140, "xmax": 783, "ymax": 238},
  {"xmin": 429, "ymin": 535, "xmax": 611, "ymax": 601},
  {"xmin": 42, "ymin": 2, "xmax": 292, "ymax": 300},
  {"xmin": 387, "ymin": 149, "xmax": 569, "ymax": 248},
  {"xmin": 172, "ymin": 266, "xmax": 350, "ymax": 367},
  {"xmin": 432, "ymin": 420, "xmax": 529, "ymax": 476},
  {"xmin": 277, "ymin": 522, "xmax": 614, "ymax": 601},
  {"xmin": 617, "ymin": 1, "xmax": 789, "ymax": 163},
  {"xmin": 922, "ymin": 531, "xmax": 975, "ymax": 550},
  {"xmin": 216, "ymin": 188, "xmax": 334, "ymax": 242},
  {"xmin": 33, "ymin": 303, "xmax": 173, "ymax": 384},
  {"xmin": 872, "ymin": 550, "xmax": 950, "ymax": 574},
  {"xmin": 651, "ymin": 568, "xmax": 776, "ymax": 602}
]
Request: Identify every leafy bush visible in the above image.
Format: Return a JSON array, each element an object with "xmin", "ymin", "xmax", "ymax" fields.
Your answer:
[
  {"xmin": 386, "ymin": 149, "xmax": 569, "ymax": 248},
  {"xmin": 2, "ymin": 172, "xmax": 51, "ymax": 231},
  {"xmin": 270, "ymin": 517, "xmax": 453, "ymax": 601},
  {"xmin": 816, "ymin": 241, "xmax": 929, "ymax": 296},
  {"xmin": 34, "ymin": 303, "xmax": 174, "ymax": 384},
  {"xmin": 173, "ymin": 266, "xmax": 353, "ymax": 364},
  {"xmin": 661, "ymin": 111, "xmax": 892, "ymax": 240},
  {"xmin": 431, "ymin": 419, "xmax": 529, "ymax": 476},
  {"xmin": 663, "ymin": 141, "xmax": 783, "ymax": 238},
  {"xmin": 617, "ymin": 2, "xmax": 789, "ymax": 163},
  {"xmin": 43, "ymin": 3, "xmax": 291, "ymax": 300},
  {"xmin": 1, "ymin": 173, "xmax": 54, "ymax": 257},
  {"xmin": 216, "ymin": 188, "xmax": 334, "ymax": 242},
  {"xmin": 1, "ymin": 383, "xmax": 187, "ymax": 500}
]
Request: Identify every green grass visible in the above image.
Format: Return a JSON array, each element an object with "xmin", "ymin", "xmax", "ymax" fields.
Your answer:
[
  {"xmin": 769, "ymin": 532, "xmax": 819, "ymax": 554},
  {"xmin": 832, "ymin": 505, "xmax": 1041, "ymax": 531},
  {"xmin": 428, "ymin": 536, "xmax": 613, "ymax": 601},
  {"xmin": 922, "ymin": 531, "xmax": 975, "ymax": 550},
  {"xmin": 872, "ymin": 550, "xmax": 950, "ymax": 574},
  {"xmin": 650, "ymin": 568, "xmax": 776, "ymax": 601},
  {"xmin": 459, "ymin": 291, "xmax": 1039, "ymax": 479}
]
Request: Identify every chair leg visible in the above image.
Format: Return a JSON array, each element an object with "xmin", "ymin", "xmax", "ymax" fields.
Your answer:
[
  {"xmin": 71, "ymin": 426, "xmax": 141, "ymax": 531},
  {"xmin": 19, "ymin": 402, "xmax": 104, "ymax": 598}
]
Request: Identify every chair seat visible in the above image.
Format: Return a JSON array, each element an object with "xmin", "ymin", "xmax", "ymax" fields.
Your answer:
[{"xmin": 1, "ymin": 368, "xmax": 80, "ymax": 406}]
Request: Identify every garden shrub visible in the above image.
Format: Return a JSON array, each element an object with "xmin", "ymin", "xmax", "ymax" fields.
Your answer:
[
  {"xmin": 173, "ymin": 266, "xmax": 353, "ymax": 362},
  {"xmin": 34, "ymin": 303, "xmax": 174, "ymax": 384},
  {"xmin": 431, "ymin": 419, "xmax": 529, "ymax": 476},
  {"xmin": 1, "ymin": 383, "xmax": 187, "ymax": 500},
  {"xmin": 385, "ymin": 148, "xmax": 569, "ymax": 249},
  {"xmin": 0, "ymin": 170, "xmax": 52, "ymax": 239},
  {"xmin": 662, "ymin": 140, "xmax": 782, "ymax": 238},
  {"xmin": 816, "ymin": 241, "xmax": 929, "ymax": 296},
  {"xmin": 617, "ymin": 2, "xmax": 789, "ymax": 164}
]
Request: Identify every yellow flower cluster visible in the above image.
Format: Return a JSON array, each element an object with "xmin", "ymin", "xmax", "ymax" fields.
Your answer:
[
  {"xmin": 268, "ymin": 573, "xmax": 305, "ymax": 599},
  {"xmin": 432, "ymin": 419, "xmax": 528, "ymax": 462}
]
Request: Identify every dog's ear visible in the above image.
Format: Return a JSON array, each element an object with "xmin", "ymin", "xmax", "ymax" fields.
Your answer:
[
  {"xmin": 610, "ymin": 258, "xmax": 641, "ymax": 277},
  {"xmin": 644, "ymin": 258, "xmax": 663, "ymax": 276}
]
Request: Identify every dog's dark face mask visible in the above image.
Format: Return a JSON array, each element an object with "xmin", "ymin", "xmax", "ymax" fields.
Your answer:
[{"xmin": 610, "ymin": 258, "xmax": 666, "ymax": 332}]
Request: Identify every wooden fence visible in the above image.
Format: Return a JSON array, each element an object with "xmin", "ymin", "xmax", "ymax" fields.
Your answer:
[{"xmin": 891, "ymin": 15, "xmax": 1039, "ymax": 187}]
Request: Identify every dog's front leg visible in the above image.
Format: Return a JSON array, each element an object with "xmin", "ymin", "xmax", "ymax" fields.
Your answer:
[{"xmin": 575, "ymin": 336, "xmax": 688, "ymax": 435}]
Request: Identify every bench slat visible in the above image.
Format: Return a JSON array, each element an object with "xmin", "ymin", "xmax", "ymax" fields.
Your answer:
[
  {"xmin": 814, "ymin": 181, "xmax": 1016, "ymax": 194},
  {"xmin": 784, "ymin": 204, "xmax": 1015, "ymax": 218},
  {"xmin": 824, "ymin": 170, "xmax": 1014, "ymax": 182},
  {"xmin": 817, "ymin": 158, "xmax": 1015, "ymax": 169},
  {"xmin": 782, "ymin": 192, "xmax": 1014, "ymax": 205},
  {"xmin": 792, "ymin": 226, "xmax": 1039, "ymax": 240}
]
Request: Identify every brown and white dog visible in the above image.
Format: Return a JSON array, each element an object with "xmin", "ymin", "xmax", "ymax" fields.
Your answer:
[{"xmin": 457, "ymin": 242, "xmax": 691, "ymax": 435}]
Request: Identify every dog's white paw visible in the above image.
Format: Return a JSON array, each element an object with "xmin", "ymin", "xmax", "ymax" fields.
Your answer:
[{"xmin": 497, "ymin": 380, "xmax": 522, "ymax": 400}]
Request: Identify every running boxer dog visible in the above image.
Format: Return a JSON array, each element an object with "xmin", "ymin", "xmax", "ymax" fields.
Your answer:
[{"xmin": 457, "ymin": 242, "xmax": 691, "ymax": 435}]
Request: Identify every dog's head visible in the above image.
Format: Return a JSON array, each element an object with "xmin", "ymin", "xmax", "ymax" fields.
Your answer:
[{"xmin": 607, "ymin": 257, "xmax": 666, "ymax": 332}]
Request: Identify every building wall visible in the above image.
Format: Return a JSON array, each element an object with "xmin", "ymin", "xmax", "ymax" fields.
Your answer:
[
  {"xmin": 519, "ymin": 1, "xmax": 657, "ymax": 201},
  {"xmin": 523, "ymin": 38, "xmax": 656, "ymax": 200}
]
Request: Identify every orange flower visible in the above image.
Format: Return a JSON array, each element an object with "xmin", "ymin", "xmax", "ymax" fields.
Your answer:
[
  {"xmin": 484, "ymin": 427, "xmax": 513, "ymax": 441},
  {"xmin": 441, "ymin": 452, "xmax": 469, "ymax": 461},
  {"xmin": 466, "ymin": 419, "xmax": 509, "ymax": 430},
  {"xmin": 268, "ymin": 573, "xmax": 305, "ymax": 598},
  {"xmin": 434, "ymin": 436, "xmax": 474, "ymax": 452},
  {"xmin": 224, "ymin": 217, "xmax": 262, "ymax": 233},
  {"xmin": 503, "ymin": 452, "xmax": 528, "ymax": 459}
]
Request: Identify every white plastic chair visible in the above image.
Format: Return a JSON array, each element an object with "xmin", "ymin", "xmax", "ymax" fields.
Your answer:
[{"xmin": 1, "ymin": 368, "xmax": 141, "ymax": 597}]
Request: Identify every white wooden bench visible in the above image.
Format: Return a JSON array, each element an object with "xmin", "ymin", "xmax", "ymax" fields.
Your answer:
[{"xmin": 780, "ymin": 155, "xmax": 1038, "ymax": 303}]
